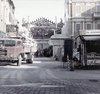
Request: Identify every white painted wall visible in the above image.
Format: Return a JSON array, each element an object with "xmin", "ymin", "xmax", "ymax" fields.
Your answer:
[{"xmin": 0, "ymin": 0, "xmax": 15, "ymax": 33}]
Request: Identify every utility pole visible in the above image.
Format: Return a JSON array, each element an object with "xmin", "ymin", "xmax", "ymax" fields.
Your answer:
[
  {"xmin": 54, "ymin": 16, "xmax": 57, "ymax": 35},
  {"xmin": 69, "ymin": 0, "xmax": 74, "ymax": 71},
  {"xmin": 27, "ymin": 16, "xmax": 31, "ymax": 38},
  {"xmin": 70, "ymin": 0, "xmax": 73, "ymax": 37},
  {"xmin": 64, "ymin": 0, "xmax": 74, "ymax": 71}
]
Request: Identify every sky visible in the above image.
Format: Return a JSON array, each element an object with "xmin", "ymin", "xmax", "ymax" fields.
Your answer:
[{"xmin": 13, "ymin": 0, "xmax": 64, "ymax": 23}]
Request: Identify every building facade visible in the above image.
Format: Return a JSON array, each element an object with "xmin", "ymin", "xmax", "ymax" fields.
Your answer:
[
  {"xmin": 0, "ymin": 0, "xmax": 6, "ymax": 32},
  {"xmin": 0, "ymin": 0, "xmax": 16, "ymax": 35},
  {"xmin": 30, "ymin": 18, "xmax": 56, "ymax": 56},
  {"xmin": 52, "ymin": 0, "xmax": 100, "ymax": 61},
  {"xmin": 65, "ymin": 0, "xmax": 100, "ymax": 37}
]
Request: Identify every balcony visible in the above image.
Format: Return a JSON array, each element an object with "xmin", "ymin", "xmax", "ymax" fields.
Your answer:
[{"xmin": 93, "ymin": 12, "xmax": 100, "ymax": 20}]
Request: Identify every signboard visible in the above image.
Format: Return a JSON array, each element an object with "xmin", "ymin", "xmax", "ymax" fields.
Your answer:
[{"xmin": 80, "ymin": 30, "xmax": 100, "ymax": 35}]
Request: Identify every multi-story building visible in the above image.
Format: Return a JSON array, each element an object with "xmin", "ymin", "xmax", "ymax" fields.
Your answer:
[
  {"xmin": 65, "ymin": 0, "xmax": 100, "ymax": 37},
  {"xmin": 52, "ymin": 0, "xmax": 100, "ymax": 61},
  {"xmin": 0, "ymin": 0, "xmax": 16, "ymax": 36}
]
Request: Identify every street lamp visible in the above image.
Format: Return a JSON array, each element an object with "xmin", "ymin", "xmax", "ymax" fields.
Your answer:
[{"xmin": 65, "ymin": 0, "xmax": 74, "ymax": 71}]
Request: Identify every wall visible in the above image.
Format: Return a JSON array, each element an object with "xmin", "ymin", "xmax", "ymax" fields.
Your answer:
[
  {"xmin": 0, "ymin": 0, "xmax": 6, "ymax": 32},
  {"xmin": 0, "ymin": 0, "xmax": 15, "ymax": 33},
  {"xmin": 6, "ymin": 0, "xmax": 15, "ymax": 25},
  {"xmin": 50, "ymin": 38, "xmax": 64, "ymax": 60}
]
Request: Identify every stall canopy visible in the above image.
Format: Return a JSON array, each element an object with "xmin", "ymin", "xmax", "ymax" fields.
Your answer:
[
  {"xmin": 80, "ymin": 30, "xmax": 100, "ymax": 41},
  {"xmin": 81, "ymin": 35, "xmax": 100, "ymax": 41}
]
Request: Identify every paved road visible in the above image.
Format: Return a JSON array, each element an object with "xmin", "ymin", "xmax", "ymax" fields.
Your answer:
[{"xmin": 0, "ymin": 57, "xmax": 100, "ymax": 94}]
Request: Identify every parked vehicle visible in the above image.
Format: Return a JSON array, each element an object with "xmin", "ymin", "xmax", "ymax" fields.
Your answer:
[
  {"xmin": 0, "ymin": 37, "xmax": 34, "ymax": 66},
  {"xmin": 0, "ymin": 38, "xmax": 23, "ymax": 65}
]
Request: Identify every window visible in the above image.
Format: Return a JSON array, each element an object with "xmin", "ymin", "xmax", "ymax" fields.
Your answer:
[
  {"xmin": 86, "ymin": 23, "xmax": 92, "ymax": 30},
  {"xmin": 96, "ymin": 3, "xmax": 100, "ymax": 12},
  {"xmin": 75, "ymin": 3, "xmax": 81, "ymax": 16},
  {"xmin": 97, "ymin": 23, "xmax": 100, "ymax": 29},
  {"xmin": 75, "ymin": 23, "xmax": 80, "ymax": 35},
  {"xmin": 4, "ymin": 40, "xmax": 15, "ymax": 46},
  {"xmin": 9, "ymin": 13, "xmax": 12, "ymax": 22},
  {"xmin": 17, "ymin": 41, "xmax": 22, "ymax": 46},
  {"xmin": 0, "ymin": 40, "xmax": 4, "ymax": 46}
]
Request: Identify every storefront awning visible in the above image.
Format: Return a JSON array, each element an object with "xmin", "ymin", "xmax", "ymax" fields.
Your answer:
[{"xmin": 81, "ymin": 35, "xmax": 100, "ymax": 41}]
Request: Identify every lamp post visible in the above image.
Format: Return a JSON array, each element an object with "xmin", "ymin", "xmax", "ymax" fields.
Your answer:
[
  {"xmin": 69, "ymin": 0, "xmax": 73, "ymax": 37},
  {"xmin": 68, "ymin": 0, "xmax": 74, "ymax": 71}
]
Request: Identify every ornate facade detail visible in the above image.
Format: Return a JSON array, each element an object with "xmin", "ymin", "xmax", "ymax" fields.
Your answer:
[{"xmin": 30, "ymin": 18, "xmax": 56, "ymax": 39}]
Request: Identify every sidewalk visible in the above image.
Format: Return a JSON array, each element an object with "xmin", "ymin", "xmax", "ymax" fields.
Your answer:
[{"xmin": 33, "ymin": 57, "xmax": 55, "ymax": 61}]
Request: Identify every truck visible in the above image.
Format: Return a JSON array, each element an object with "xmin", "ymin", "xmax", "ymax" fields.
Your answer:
[
  {"xmin": 21, "ymin": 37, "xmax": 34, "ymax": 64},
  {"xmin": 0, "ymin": 38, "xmax": 23, "ymax": 66},
  {"xmin": 0, "ymin": 37, "xmax": 34, "ymax": 66},
  {"xmin": 73, "ymin": 30, "xmax": 100, "ymax": 66}
]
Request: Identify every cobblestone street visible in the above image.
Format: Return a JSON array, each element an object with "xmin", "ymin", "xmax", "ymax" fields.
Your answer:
[
  {"xmin": 0, "ymin": 57, "xmax": 100, "ymax": 94},
  {"xmin": 0, "ymin": 79, "xmax": 100, "ymax": 94}
]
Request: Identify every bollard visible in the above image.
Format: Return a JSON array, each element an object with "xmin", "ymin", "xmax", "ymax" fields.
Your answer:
[
  {"xmin": 67, "ymin": 57, "xmax": 74, "ymax": 71},
  {"xmin": 69, "ymin": 61, "xmax": 74, "ymax": 71}
]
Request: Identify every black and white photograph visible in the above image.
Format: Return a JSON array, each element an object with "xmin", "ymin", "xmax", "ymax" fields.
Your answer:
[{"xmin": 0, "ymin": 0, "xmax": 100, "ymax": 94}]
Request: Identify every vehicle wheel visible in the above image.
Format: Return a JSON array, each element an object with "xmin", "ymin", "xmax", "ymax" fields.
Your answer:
[
  {"xmin": 17, "ymin": 55, "xmax": 22, "ymax": 66},
  {"xmin": 30, "ymin": 55, "xmax": 34, "ymax": 63}
]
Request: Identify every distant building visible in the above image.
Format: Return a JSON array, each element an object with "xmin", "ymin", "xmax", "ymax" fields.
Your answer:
[{"xmin": 30, "ymin": 18, "xmax": 56, "ymax": 52}]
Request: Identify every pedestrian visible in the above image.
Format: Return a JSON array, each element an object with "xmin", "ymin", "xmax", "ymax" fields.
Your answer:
[{"xmin": 54, "ymin": 55, "xmax": 58, "ymax": 61}]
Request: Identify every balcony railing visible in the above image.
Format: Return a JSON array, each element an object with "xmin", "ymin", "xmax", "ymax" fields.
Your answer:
[{"xmin": 93, "ymin": 12, "xmax": 100, "ymax": 19}]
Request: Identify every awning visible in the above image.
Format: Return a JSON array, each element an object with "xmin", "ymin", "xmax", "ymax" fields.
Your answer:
[{"xmin": 81, "ymin": 35, "xmax": 100, "ymax": 41}]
